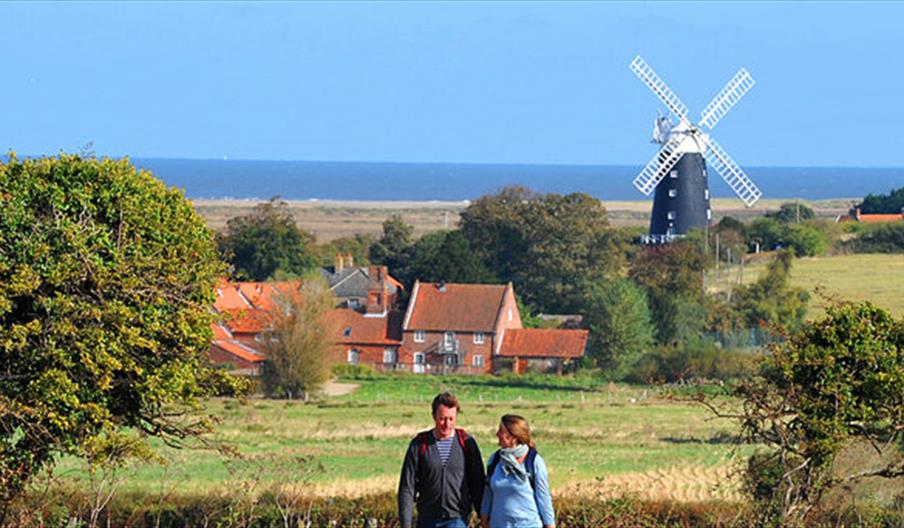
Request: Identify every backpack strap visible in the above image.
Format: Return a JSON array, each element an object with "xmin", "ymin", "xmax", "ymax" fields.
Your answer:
[
  {"xmin": 417, "ymin": 431, "xmax": 430, "ymax": 457},
  {"xmin": 487, "ymin": 448, "xmax": 538, "ymax": 491},
  {"xmin": 455, "ymin": 428, "xmax": 468, "ymax": 456}
]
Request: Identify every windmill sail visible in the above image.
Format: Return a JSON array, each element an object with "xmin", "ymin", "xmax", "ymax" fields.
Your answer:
[
  {"xmin": 699, "ymin": 68, "xmax": 755, "ymax": 130},
  {"xmin": 701, "ymin": 135, "xmax": 762, "ymax": 207}
]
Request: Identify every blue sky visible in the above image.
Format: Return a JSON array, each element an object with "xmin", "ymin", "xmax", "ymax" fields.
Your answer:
[{"xmin": 2, "ymin": 2, "xmax": 903, "ymax": 167}]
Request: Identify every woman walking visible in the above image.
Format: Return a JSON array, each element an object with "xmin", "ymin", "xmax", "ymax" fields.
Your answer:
[{"xmin": 480, "ymin": 414, "xmax": 555, "ymax": 528}]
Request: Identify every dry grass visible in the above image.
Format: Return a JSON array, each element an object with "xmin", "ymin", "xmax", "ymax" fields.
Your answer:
[{"xmin": 192, "ymin": 198, "xmax": 851, "ymax": 241}]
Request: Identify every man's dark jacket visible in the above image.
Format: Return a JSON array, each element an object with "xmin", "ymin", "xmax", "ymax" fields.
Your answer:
[{"xmin": 397, "ymin": 429, "xmax": 485, "ymax": 528}]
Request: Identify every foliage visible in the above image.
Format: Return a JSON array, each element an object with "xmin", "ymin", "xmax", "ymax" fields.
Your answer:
[
  {"xmin": 396, "ymin": 230, "xmax": 496, "ymax": 286},
  {"xmin": 629, "ymin": 241, "xmax": 708, "ymax": 344},
  {"xmin": 0, "ymin": 154, "xmax": 248, "ymax": 507},
  {"xmin": 733, "ymin": 249, "xmax": 809, "ymax": 332},
  {"xmin": 217, "ymin": 197, "xmax": 316, "ymax": 281},
  {"xmin": 765, "ymin": 201, "xmax": 816, "ymax": 224},
  {"xmin": 315, "ymin": 232, "xmax": 376, "ymax": 267},
  {"xmin": 368, "ymin": 214, "xmax": 414, "ymax": 273},
  {"xmin": 628, "ymin": 342, "xmax": 756, "ymax": 383},
  {"xmin": 260, "ymin": 276, "xmax": 338, "ymax": 400},
  {"xmin": 856, "ymin": 186, "xmax": 904, "ymax": 214},
  {"xmin": 845, "ymin": 221, "xmax": 904, "ymax": 253},
  {"xmin": 746, "ymin": 218, "xmax": 832, "ymax": 257},
  {"xmin": 459, "ymin": 186, "xmax": 625, "ymax": 313},
  {"xmin": 582, "ymin": 278, "xmax": 655, "ymax": 380},
  {"xmin": 705, "ymin": 301, "xmax": 904, "ymax": 525}
]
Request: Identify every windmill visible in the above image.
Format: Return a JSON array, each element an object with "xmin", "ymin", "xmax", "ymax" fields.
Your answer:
[{"xmin": 629, "ymin": 55, "xmax": 762, "ymax": 244}]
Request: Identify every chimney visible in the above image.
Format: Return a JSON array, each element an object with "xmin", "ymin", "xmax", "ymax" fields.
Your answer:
[
  {"xmin": 344, "ymin": 253, "xmax": 354, "ymax": 269},
  {"xmin": 366, "ymin": 265, "xmax": 389, "ymax": 315},
  {"xmin": 334, "ymin": 253, "xmax": 344, "ymax": 273},
  {"xmin": 855, "ymin": 208, "xmax": 862, "ymax": 221},
  {"xmin": 436, "ymin": 280, "xmax": 446, "ymax": 293}
]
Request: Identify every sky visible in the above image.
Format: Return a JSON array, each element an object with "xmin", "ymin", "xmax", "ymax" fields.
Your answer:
[{"xmin": 2, "ymin": 2, "xmax": 903, "ymax": 167}]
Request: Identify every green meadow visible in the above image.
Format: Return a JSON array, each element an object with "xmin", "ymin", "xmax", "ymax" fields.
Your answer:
[{"xmin": 53, "ymin": 376, "xmax": 747, "ymax": 502}]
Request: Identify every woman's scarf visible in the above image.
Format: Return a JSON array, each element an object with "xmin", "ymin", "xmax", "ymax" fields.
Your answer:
[{"xmin": 498, "ymin": 443, "xmax": 530, "ymax": 482}]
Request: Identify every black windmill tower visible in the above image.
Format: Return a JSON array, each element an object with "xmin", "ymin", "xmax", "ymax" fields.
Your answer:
[{"xmin": 629, "ymin": 56, "xmax": 763, "ymax": 243}]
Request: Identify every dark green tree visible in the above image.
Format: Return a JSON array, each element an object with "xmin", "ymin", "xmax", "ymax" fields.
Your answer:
[
  {"xmin": 398, "ymin": 231, "xmax": 495, "ymax": 286},
  {"xmin": 582, "ymin": 278, "xmax": 654, "ymax": 379},
  {"xmin": 629, "ymin": 241, "xmax": 708, "ymax": 344},
  {"xmin": 848, "ymin": 221, "xmax": 904, "ymax": 253},
  {"xmin": 460, "ymin": 187, "xmax": 624, "ymax": 313},
  {"xmin": 0, "ymin": 154, "xmax": 247, "ymax": 507},
  {"xmin": 856, "ymin": 186, "xmax": 904, "ymax": 214},
  {"xmin": 368, "ymin": 214, "xmax": 414, "ymax": 274},
  {"xmin": 218, "ymin": 197, "xmax": 316, "ymax": 280},
  {"xmin": 765, "ymin": 201, "xmax": 816, "ymax": 224}
]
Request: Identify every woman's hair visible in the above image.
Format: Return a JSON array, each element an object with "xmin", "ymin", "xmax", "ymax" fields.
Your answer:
[{"xmin": 501, "ymin": 414, "xmax": 535, "ymax": 449}]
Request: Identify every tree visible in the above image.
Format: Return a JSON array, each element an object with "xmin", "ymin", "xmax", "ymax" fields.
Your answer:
[
  {"xmin": 0, "ymin": 154, "xmax": 246, "ymax": 507},
  {"xmin": 704, "ymin": 302, "xmax": 904, "ymax": 524},
  {"xmin": 397, "ymin": 230, "xmax": 496, "ymax": 286},
  {"xmin": 856, "ymin": 186, "xmax": 904, "ymax": 214},
  {"xmin": 765, "ymin": 201, "xmax": 816, "ymax": 224},
  {"xmin": 260, "ymin": 276, "xmax": 337, "ymax": 400},
  {"xmin": 629, "ymin": 241, "xmax": 708, "ymax": 344},
  {"xmin": 218, "ymin": 197, "xmax": 316, "ymax": 281},
  {"xmin": 459, "ymin": 187, "xmax": 625, "ymax": 313},
  {"xmin": 582, "ymin": 278, "xmax": 654, "ymax": 379},
  {"xmin": 747, "ymin": 217, "xmax": 830, "ymax": 257},
  {"xmin": 368, "ymin": 214, "xmax": 414, "ymax": 274},
  {"xmin": 734, "ymin": 249, "xmax": 809, "ymax": 332},
  {"xmin": 316, "ymin": 233, "xmax": 376, "ymax": 267}
]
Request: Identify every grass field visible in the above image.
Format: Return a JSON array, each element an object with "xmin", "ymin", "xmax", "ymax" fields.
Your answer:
[
  {"xmin": 709, "ymin": 253, "xmax": 904, "ymax": 318},
  {"xmin": 53, "ymin": 376, "xmax": 748, "ymax": 503}
]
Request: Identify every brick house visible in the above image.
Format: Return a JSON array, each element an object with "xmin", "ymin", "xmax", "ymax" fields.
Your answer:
[
  {"xmin": 498, "ymin": 328, "xmax": 589, "ymax": 374},
  {"xmin": 320, "ymin": 255, "xmax": 404, "ymax": 310},
  {"xmin": 399, "ymin": 281, "xmax": 522, "ymax": 374}
]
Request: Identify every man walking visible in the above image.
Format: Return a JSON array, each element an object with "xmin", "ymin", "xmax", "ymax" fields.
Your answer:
[{"xmin": 398, "ymin": 391, "xmax": 485, "ymax": 528}]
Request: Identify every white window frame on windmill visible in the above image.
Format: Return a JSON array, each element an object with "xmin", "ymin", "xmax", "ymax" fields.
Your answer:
[
  {"xmin": 669, "ymin": 170, "xmax": 678, "ymax": 179},
  {"xmin": 667, "ymin": 210, "xmax": 677, "ymax": 220},
  {"xmin": 704, "ymin": 189, "xmax": 710, "ymax": 200},
  {"xmin": 668, "ymin": 189, "xmax": 678, "ymax": 198}
]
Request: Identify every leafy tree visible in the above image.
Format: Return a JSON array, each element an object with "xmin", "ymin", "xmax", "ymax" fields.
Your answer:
[
  {"xmin": 704, "ymin": 302, "xmax": 904, "ymax": 525},
  {"xmin": 368, "ymin": 214, "xmax": 414, "ymax": 274},
  {"xmin": 218, "ymin": 197, "xmax": 316, "ymax": 281},
  {"xmin": 460, "ymin": 187, "xmax": 624, "ymax": 313},
  {"xmin": 397, "ymin": 230, "xmax": 496, "ymax": 286},
  {"xmin": 747, "ymin": 217, "xmax": 830, "ymax": 257},
  {"xmin": 856, "ymin": 186, "xmax": 904, "ymax": 214},
  {"xmin": 582, "ymin": 278, "xmax": 654, "ymax": 379},
  {"xmin": 847, "ymin": 221, "xmax": 904, "ymax": 253},
  {"xmin": 734, "ymin": 249, "xmax": 809, "ymax": 332},
  {"xmin": 0, "ymin": 154, "xmax": 247, "ymax": 506},
  {"xmin": 765, "ymin": 201, "xmax": 816, "ymax": 224},
  {"xmin": 316, "ymin": 233, "xmax": 376, "ymax": 267},
  {"xmin": 629, "ymin": 241, "xmax": 708, "ymax": 344},
  {"xmin": 260, "ymin": 276, "xmax": 337, "ymax": 400}
]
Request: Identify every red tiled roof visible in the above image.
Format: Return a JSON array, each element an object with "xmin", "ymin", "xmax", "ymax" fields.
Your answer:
[
  {"xmin": 236, "ymin": 281, "xmax": 300, "ymax": 311},
  {"xmin": 212, "ymin": 340, "xmax": 267, "ymax": 363},
  {"xmin": 327, "ymin": 308, "xmax": 403, "ymax": 346},
  {"xmin": 405, "ymin": 282, "xmax": 507, "ymax": 332},
  {"xmin": 220, "ymin": 308, "xmax": 272, "ymax": 334},
  {"xmin": 215, "ymin": 279, "xmax": 252, "ymax": 310},
  {"xmin": 859, "ymin": 214, "xmax": 904, "ymax": 224},
  {"xmin": 211, "ymin": 322, "xmax": 232, "ymax": 340},
  {"xmin": 499, "ymin": 328, "xmax": 588, "ymax": 358}
]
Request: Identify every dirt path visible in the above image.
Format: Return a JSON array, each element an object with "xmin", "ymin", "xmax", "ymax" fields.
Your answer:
[{"xmin": 322, "ymin": 381, "xmax": 360, "ymax": 397}]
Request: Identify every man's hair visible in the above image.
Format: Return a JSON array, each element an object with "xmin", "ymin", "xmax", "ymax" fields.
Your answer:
[{"xmin": 431, "ymin": 391, "xmax": 461, "ymax": 417}]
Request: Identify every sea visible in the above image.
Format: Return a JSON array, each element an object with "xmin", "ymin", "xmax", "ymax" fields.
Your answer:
[{"xmin": 115, "ymin": 159, "xmax": 904, "ymax": 202}]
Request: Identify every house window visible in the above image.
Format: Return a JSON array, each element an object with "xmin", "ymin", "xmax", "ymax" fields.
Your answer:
[
  {"xmin": 347, "ymin": 299, "xmax": 360, "ymax": 309},
  {"xmin": 670, "ymin": 170, "xmax": 678, "ymax": 179},
  {"xmin": 414, "ymin": 352, "xmax": 425, "ymax": 365},
  {"xmin": 343, "ymin": 327, "xmax": 352, "ymax": 337},
  {"xmin": 473, "ymin": 332, "xmax": 485, "ymax": 344},
  {"xmin": 667, "ymin": 211, "xmax": 676, "ymax": 220},
  {"xmin": 414, "ymin": 330, "xmax": 425, "ymax": 343},
  {"xmin": 508, "ymin": 309, "xmax": 513, "ymax": 322},
  {"xmin": 347, "ymin": 349, "xmax": 360, "ymax": 364},
  {"xmin": 472, "ymin": 355, "xmax": 485, "ymax": 368},
  {"xmin": 383, "ymin": 348, "xmax": 397, "ymax": 364},
  {"xmin": 445, "ymin": 355, "xmax": 458, "ymax": 366},
  {"xmin": 668, "ymin": 189, "xmax": 678, "ymax": 198},
  {"xmin": 444, "ymin": 332, "xmax": 455, "ymax": 348}
]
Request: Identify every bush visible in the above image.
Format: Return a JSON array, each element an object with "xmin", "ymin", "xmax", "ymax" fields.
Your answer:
[
  {"xmin": 845, "ymin": 221, "xmax": 904, "ymax": 253},
  {"xmin": 627, "ymin": 342, "xmax": 757, "ymax": 383}
]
